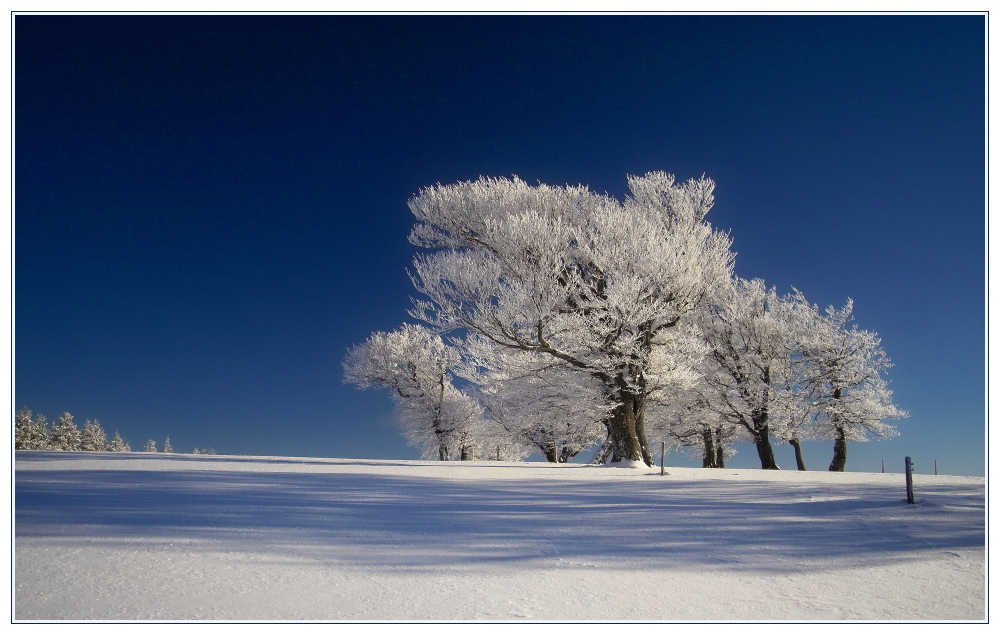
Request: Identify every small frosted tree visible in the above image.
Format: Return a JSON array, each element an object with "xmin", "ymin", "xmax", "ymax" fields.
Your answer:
[
  {"xmin": 344, "ymin": 324, "xmax": 485, "ymax": 460},
  {"xmin": 649, "ymin": 388, "xmax": 743, "ymax": 469},
  {"xmin": 162, "ymin": 437, "xmax": 173, "ymax": 453},
  {"xmin": 460, "ymin": 335, "xmax": 606, "ymax": 463},
  {"xmin": 79, "ymin": 419, "xmax": 108, "ymax": 451},
  {"xmin": 144, "ymin": 439, "xmax": 157, "ymax": 452},
  {"xmin": 15, "ymin": 408, "xmax": 50, "ymax": 450},
  {"xmin": 798, "ymin": 298, "xmax": 907, "ymax": 471},
  {"xmin": 49, "ymin": 412, "xmax": 81, "ymax": 451},
  {"xmin": 695, "ymin": 279, "xmax": 809, "ymax": 470},
  {"xmin": 108, "ymin": 431, "xmax": 131, "ymax": 452}
]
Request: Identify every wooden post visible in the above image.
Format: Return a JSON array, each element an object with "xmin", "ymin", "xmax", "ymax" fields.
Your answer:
[
  {"xmin": 905, "ymin": 456, "xmax": 915, "ymax": 504},
  {"xmin": 660, "ymin": 441, "xmax": 666, "ymax": 476},
  {"xmin": 934, "ymin": 460, "xmax": 938, "ymax": 475},
  {"xmin": 881, "ymin": 458, "xmax": 885, "ymax": 473}
]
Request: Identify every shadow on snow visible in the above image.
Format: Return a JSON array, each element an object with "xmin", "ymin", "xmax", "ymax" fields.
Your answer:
[{"xmin": 14, "ymin": 454, "xmax": 984, "ymax": 575}]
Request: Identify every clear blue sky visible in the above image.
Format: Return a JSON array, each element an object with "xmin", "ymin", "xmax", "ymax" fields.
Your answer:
[{"xmin": 14, "ymin": 15, "xmax": 985, "ymax": 475}]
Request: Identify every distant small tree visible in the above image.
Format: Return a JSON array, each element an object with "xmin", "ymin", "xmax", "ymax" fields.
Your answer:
[
  {"xmin": 108, "ymin": 431, "xmax": 131, "ymax": 452},
  {"xmin": 15, "ymin": 408, "xmax": 50, "ymax": 450},
  {"xmin": 79, "ymin": 419, "xmax": 109, "ymax": 451},
  {"xmin": 162, "ymin": 437, "xmax": 173, "ymax": 453},
  {"xmin": 49, "ymin": 412, "xmax": 81, "ymax": 451},
  {"xmin": 144, "ymin": 439, "xmax": 157, "ymax": 452}
]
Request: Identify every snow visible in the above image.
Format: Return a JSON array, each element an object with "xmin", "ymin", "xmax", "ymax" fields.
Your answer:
[{"xmin": 14, "ymin": 451, "xmax": 985, "ymax": 622}]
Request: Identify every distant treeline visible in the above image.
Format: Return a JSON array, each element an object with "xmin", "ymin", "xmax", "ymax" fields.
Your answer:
[{"xmin": 14, "ymin": 408, "xmax": 216, "ymax": 455}]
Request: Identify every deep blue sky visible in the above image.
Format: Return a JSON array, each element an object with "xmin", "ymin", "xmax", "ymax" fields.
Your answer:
[{"xmin": 14, "ymin": 15, "xmax": 985, "ymax": 474}]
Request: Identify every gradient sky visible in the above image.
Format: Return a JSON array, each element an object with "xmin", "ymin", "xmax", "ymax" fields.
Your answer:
[{"xmin": 14, "ymin": 14, "xmax": 985, "ymax": 475}]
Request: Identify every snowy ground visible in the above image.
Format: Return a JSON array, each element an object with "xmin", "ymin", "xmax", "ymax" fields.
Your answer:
[{"xmin": 13, "ymin": 452, "xmax": 985, "ymax": 622}]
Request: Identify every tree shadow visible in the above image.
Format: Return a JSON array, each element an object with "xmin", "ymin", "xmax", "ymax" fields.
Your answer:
[{"xmin": 14, "ymin": 454, "xmax": 984, "ymax": 575}]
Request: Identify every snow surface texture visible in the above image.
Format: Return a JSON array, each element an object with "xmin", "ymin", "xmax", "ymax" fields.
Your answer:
[{"xmin": 14, "ymin": 452, "xmax": 985, "ymax": 622}]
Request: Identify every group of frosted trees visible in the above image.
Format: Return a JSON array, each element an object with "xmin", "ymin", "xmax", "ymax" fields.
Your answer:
[
  {"xmin": 344, "ymin": 173, "xmax": 906, "ymax": 470},
  {"xmin": 13, "ymin": 408, "xmax": 215, "ymax": 454},
  {"xmin": 15, "ymin": 410, "xmax": 131, "ymax": 452}
]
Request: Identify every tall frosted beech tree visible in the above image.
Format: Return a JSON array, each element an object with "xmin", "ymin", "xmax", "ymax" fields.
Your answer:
[
  {"xmin": 344, "ymin": 324, "xmax": 486, "ymax": 460},
  {"xmin": 695, "ymin": 278, "xmax": 807, "ymax": 470},
  {"xmin": 407, "ymin": 172, "xmax": 734, "ymax": 466},
  {"xmin": 798, "ymin": 298, "xmax": 906, "ymax": 471}
]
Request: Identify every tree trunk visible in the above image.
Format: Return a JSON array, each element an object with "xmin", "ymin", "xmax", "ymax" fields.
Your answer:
[
  {"xmin": 829, "ymin": 426, "xmax": 848, "ymax": 472},
  {"xmin": 604, "ymin": 380, "xmax": 653, "ymax": 466},
  {"xmin": 715, "ymin": 442, "xmax": 725, "ymax": 469},
  {"xmin": 460, "ymin": 445, "xmax": 474, "ymax": 461},
  {"xmin": 591, "ymin": 436, "xmax": 613, "ymax": 464},
  {"xmin": 828, "ymin": 388, "xmax": 847, "ymax": 471},
  {"xmin": 702, "ymin": 428, "xmax": 717, "ymax": 468},
  {"xmin": 789, "ymin": 438, "xmax": 807, "ymax": 471},
  {"xmin": 558, "ymin": 446, "xmax": 578, "ymax": 463},
  {"xmin": 542, "ymin": 444, "xmax": 558, "ymax": 463},
  {"xmin": 752, "ymin": 420, "xmax": 780, "ymax": 469},
  {"xmin": 438, "ymin": 444, "xmax": 450, "ymax": 461}
]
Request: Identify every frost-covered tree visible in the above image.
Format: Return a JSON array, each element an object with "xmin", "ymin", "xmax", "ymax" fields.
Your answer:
[
  {"xmin": 768, "ymin": 341, "xmax": 821, "ymax": 471},
  {"xmin": 695, "ymin": 279, "xmax": 810, "ymax": 470},
  {"xmin": 79, "ymin": 419, "xmax": 108, "ymax": 451},
  {"xmin": 15, "ymin": 408, "xmax": 50, "ymax": 450},
  {"xmin": 406, "ymin": 172, "xmax": 733, "ymax": 465},
  {"xmin": 474, "ymin": 361, "xmax": 606, "ymax": 463},
  {"xmin": 649, "ymin": 389, "xmax": 742, "ymax": 468},
  {"xmin": 49, "ymin": 412, "xmax": 81, "ymax": 451},
  {"xmin": 798, "ymin": 298, "xmax": 907, "ymax": 471},
  {"xmin": 144, "ymin": 439, "xmax": 157, "ymax": 452},
  {"xmin": 344, "ymin": 324, "xmax": 487, "ymax": 460},
  {"xmin": 162, "ymin": 437, "xmax": 173, "ymax": 453},
  {"xmin": 108, "ymin": 431, "xmax": 131, "ymax": 452}
]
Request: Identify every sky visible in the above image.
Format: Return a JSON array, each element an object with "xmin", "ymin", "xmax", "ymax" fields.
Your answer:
[{"xmin": 13, "ymin": 14, "xmax": 986, "ymax": 475}]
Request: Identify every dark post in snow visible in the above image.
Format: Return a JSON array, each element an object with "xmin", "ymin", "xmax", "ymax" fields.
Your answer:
[
  {"xmin": 881, "ymin": 459, "xmax": 885, "ymax": 474},
  {"xmin": 905, "ymin": 456, "xmax": 915, "ymax": 504},
  {"xmin": 934, "ymin": 460, "xmax": 938, "ymax": 476},
  {"xmin": 660, "ymin": 441, "xmax": 666, "ymax": 476}
]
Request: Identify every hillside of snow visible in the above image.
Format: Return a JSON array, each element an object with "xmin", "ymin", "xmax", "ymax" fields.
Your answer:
[{"xmin": 14, "ymin": 452, "xmax": 985, "ymax": 621}]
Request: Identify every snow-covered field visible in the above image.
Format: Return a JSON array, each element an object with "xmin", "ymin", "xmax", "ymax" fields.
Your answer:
[{"xmin": 14, "ymin": 451, "xmax": 985, "ymax": 622}]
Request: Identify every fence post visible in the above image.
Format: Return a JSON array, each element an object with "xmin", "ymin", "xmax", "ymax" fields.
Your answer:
[
  {"xmin": 881, "ymin": 458, "xmax": 885, "ymax": 474},
  {"xmin": 934, "ymin": 460, "xmax": 938, "ymax": 476},
  {"xmin": 660, "ymin": 441, "xmax": 666, "ymax": 476},
  {"xmin": 905, "ymin": 456, "xmax": 915, "ymax": 504}
]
